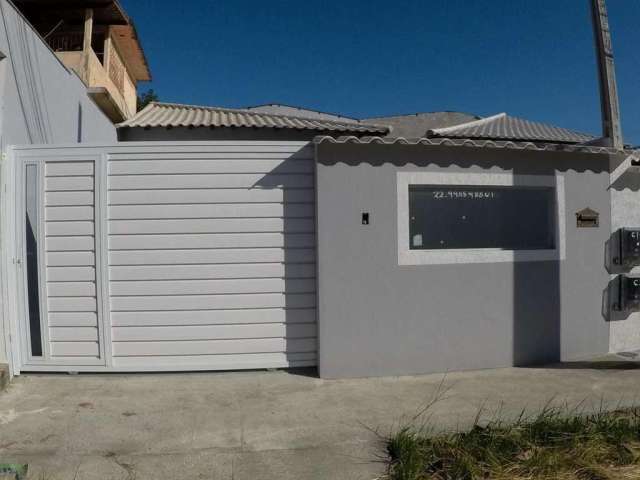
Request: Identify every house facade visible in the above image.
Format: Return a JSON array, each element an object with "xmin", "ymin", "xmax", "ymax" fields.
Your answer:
[
  {"xmin": 1, "ymin": 0, "xmax": 640, "ymax": 379},
  {"xmin": 4, "ymin": 98, "xmax": 636, "ymax": 378}
]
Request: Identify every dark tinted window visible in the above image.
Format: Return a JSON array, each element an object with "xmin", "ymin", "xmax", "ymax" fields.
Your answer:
[
  {"xmin": 25, "ymin": 164, "xmax": 42, "ymax": 357},
  {"xmin": 409, "ymin": 185, "xmax": 556, "ymax": 250}
]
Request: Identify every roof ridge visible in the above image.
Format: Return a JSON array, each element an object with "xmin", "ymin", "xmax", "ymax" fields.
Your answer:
[
  {"xmin": 128, "ymin": 102, "xmax": 388, "ymax": 129},
  {"xmin": 428, "ymin": 112, "xmax": 507, "ymax": 135},
  {"xmin": 245, "ymin": 103, "xmax": 360, "ymax": 122},
  {"xmin": 363, "ymin": 111, "xmax": 481, "ymax": 120}
]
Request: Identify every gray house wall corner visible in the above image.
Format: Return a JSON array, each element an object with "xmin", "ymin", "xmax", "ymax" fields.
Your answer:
[{"xmin": 315, "ymin": 143, "xmax": 612, "ymax": 379}]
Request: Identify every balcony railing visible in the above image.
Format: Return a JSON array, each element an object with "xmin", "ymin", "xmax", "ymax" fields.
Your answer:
[
  {"xmin": 47, "ymin": 31, "xmax": 83, "ymax": 52},
  {"xmin": 47, "ymin": 32, "xmax": 136, "ymax": 120}
]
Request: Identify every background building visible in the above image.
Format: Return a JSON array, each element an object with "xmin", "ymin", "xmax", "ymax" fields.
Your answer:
[{"xmin": 13, "ymin": 0, "xmax": 151, "ymax": 121}]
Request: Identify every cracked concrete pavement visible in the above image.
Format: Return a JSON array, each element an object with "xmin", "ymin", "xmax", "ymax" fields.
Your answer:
[{"xmin": 2, "ymin": 363, "xmax": 640, "ymax": 479}]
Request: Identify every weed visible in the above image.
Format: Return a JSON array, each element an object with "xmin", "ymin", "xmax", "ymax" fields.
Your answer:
[{"xmin": 386, "ymin": 405, "xmax": 640, "ymax": 480}]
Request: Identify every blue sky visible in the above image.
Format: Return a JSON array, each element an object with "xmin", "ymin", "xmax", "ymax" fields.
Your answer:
[{"xmin": 122, "ymin": 0, "xmax": 640, "ymax": 145}]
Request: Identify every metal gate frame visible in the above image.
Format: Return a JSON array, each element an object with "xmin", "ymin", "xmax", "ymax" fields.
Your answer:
[
  {"xmin": 4, "ymin": 146, "xmax": 112, "ymax": 374},
  {"xmin": 2, "ymin": 141, "xmax": 318, "ymax": 375}
]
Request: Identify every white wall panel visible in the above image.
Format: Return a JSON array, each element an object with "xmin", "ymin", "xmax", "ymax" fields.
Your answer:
[
  {"xmin": 46, "ymin": 191, "xmax": 94, "ymax": 206},
  {"xmin": 109, "ymin": 233, "xmax": 315, "ymax": 250},
  {"xmin": 46, "ymin": 206, "xmax": 95, "ymax": 221},
  {"xmin": 49, "ymin": 312, "xmax": 98, "ymax": 327},
  {"xmin": 16, "ymin": 142, "xmax": 316, "ymax": 372},
  {"xmin": 114, "ymin": 352, "xmax": 316, "ymax": 370},
  {"xmin": 47, "ymin": 266, "xmax": 96, "ymax": 281},
  {"xmin": 50, "ymin": 342, "xmax": 100, "ymax": 357},
  {"xmin": 50, "ymin": 327, "xmax": 98, "ymax": 342},
  {"xmin": 48, "ymin": 296, "xmax": 98, "ymax": 312},
  {"xmin": 109, "ymin": 159, "xmax": 314, "ymax": 175},
  {"xmin": 111, "ymin": 308, "xmax": 316, "ymax": 326},
  {"xmin": 46, "ymin": 221, "xmax": 94, "ymax": 236},
  {"xmin": 110, "ymin": 293, "xmax": 316, "ymax": 311},
  {"xmin": 112, "ymin": 338, "xmax": 316, "ymax": 357},
  {"xmin": 110, "ymin": 278, "xmax": 315, "ymax": 296},
  {"xmin": 42, "ymin": 159, "xmax": 101, "ymax": 363},
  {"xmin": 112, "ymin": 323, "xmax": 315, "ymax": 342},
  {"xmin": 46, "ymin": 236, "xmax": 95, "ymax": 251},
  {"xmin": 109, "ymin": 248, "xmax": 314, "ymax": 265},
  {"xmin": 106, "ymin": 143, "xmax": 317, "ymax": 368},
  {"xmin": 45, "ymin": 176, "xmax": 94, "ymax": 191},
  {"xmin": 109, "ymin": 263, "xmax": 315, "ymax": 281},
  {"xmin": 46, "ymin": 162, "xmax": 95, "ymax": 177},
  {"xmin": 109, "ymin": 173, "xmax": 313, "ymax": 190},
  {"xmin": 108, "ymin": 203, "xmax": 314, "ymax": 220},
  {"xmin": 109, "ymin": 188, "xmax": 313, "ymax": 205},
  {"xmin": 48, "ymin": 282, "xmax": 97, "ymax": 297},
  {"xmin": 47, "ymin": 251, "xmax": 95, "ymax": 267},
  {"xmin": 108, "ymin": 218, "xmax": 314, "ymax": 235}
]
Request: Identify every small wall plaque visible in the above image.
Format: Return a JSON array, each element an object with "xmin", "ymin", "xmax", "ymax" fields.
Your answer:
[{"xmin": 576, "ymin": 208, "xmax": 599, "ymax": 228}]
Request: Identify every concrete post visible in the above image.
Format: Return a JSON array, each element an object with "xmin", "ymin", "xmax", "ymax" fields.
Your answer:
[
  {"xmin": 591, "ymin": 0, "xmax": 623, "ymax": 150},
  {"xmin": 82, "ymin": 8, "xmax": 93, "ymax": 85}
]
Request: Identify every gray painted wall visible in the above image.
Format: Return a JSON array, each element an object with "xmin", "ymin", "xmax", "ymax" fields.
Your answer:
[
  {"xmin": 0, "ymin": 0, "xmax": 116, "ymax": 147},
  {"xmin": 608, "ymin": 155, "xmax": 640, "ymax": 352},
  {"xmin": 0, "ymin": 0, "xmax": 116, "ymax": 365},
  {"xmin": 316, "ymin": 143, "xmax": 612, "ymax": 378}
]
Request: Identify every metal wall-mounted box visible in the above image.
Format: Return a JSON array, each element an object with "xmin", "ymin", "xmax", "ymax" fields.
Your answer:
[
  {"xmin": 615, "ymin": 228, "xmax": 640, "ymax": 267},
  {"xmin": 613, "ymin": 275, "xmax": 640, "ymax": 312}
]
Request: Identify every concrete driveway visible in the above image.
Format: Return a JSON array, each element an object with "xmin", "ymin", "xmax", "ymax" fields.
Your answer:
[{"xmin": 2, "ymin": 363, "xmax": 640, "ymax": 479}]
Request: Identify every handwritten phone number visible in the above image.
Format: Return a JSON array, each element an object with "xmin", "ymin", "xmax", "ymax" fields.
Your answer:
[{"xmin": 433, "ymin": 190, "xmax": 497, "ymax": 200}]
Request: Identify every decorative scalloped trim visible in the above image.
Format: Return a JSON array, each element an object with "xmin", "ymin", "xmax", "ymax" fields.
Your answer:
[{"xmin": 313, "ymin": 135, "xmax": 627, "ymax": 155}]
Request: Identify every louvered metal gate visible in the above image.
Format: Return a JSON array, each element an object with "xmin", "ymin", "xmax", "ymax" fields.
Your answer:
[{"xmin": 6, "ymin": 142, "xmax": 317, "ymax": 373}]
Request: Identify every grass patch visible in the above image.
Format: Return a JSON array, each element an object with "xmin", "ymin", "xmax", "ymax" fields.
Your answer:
[{"xmin": 386, "ymin": 404, "xmax": 640, "ymax": 480}]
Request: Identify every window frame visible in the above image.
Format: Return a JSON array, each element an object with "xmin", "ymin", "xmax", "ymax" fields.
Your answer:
[{"xmin": 397, "ymin": 171, "xmax": 565, "ymax": 265}]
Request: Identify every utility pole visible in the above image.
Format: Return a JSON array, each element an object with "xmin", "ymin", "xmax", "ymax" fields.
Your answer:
[{"xmin": 591, "ymin": 0, "xmax": 623, "ymax": 150}]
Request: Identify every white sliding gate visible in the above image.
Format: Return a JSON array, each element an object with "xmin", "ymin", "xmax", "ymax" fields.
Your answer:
[{"xmin": 5, "ymin": 142, "xmax": 317, "ymax": 373}]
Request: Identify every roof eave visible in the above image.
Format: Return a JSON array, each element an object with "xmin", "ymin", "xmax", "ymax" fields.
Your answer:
[{"xmin": 313, "ymin": 135, "xmax": 623, "ymax": 155}]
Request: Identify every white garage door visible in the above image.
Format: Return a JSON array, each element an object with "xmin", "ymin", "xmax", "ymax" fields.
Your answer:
[{"xmin": 12, "ymin": 142, "xmax": 317, "ymax": 372}]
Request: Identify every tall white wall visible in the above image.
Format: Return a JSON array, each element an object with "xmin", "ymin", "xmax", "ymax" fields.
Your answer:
[{"xmin": 0, "ymin": 0, "xmax": 117, "ymax": 367}]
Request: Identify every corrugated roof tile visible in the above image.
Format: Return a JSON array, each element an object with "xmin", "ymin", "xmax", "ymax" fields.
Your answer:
[
  {"xmin": 428, "ymin": 113, "xmax": 595, "ymax": 144},
  {"xmin": 119, "ymin": 102, "xmax": 389, "ymax": 134}
]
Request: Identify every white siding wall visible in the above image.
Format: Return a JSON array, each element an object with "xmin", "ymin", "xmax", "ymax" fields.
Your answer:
[
  {"xmin": 44, "ymin": 160, "xmax": 100, "ymax": 360},
  {"xmin": 106, "ymin": 144, "xmax": 317, "ymax": 369},
  {"xmin": 11, "ymin": 143, "xmax": 317, "ymax": 372}
]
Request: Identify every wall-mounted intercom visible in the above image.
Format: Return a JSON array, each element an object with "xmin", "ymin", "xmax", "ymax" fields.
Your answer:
[
  {"xmin": 612, "ymin": 275, "xmax": 640, "ymax": 312},
  {"xmin": 613, "ymin": 228, "xmax": 640, "ymax": 267}
]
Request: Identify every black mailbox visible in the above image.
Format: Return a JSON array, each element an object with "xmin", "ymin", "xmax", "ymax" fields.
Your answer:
[
  {"xmin": 614, "ymin": 275, "xmax": 640, "ymax": 311},
  {"xmin": 617, "ymin": 228, "xmax": 640, "ymax": 266}
]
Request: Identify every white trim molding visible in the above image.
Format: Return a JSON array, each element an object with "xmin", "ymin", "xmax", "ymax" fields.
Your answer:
[{"xmin": 397, "ymin": 171, "xmax": 566, "ymax": 265}]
